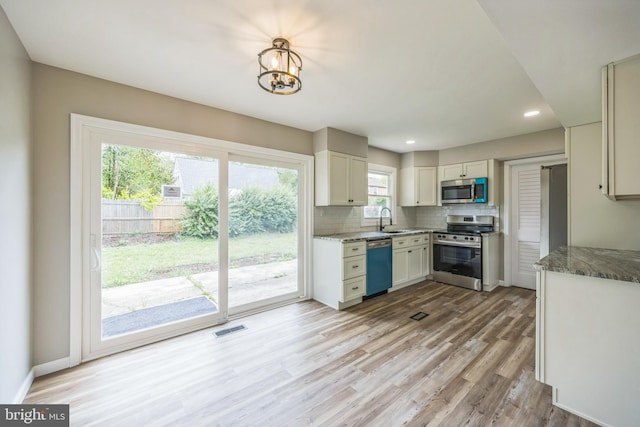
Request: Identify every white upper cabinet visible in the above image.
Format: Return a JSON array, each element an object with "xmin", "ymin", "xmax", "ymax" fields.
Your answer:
[
  {"xmin": 400, "ymin": 166, "xmax": 437, "ymax": 206},
  {"xmin": 602, "ymin": 54, "xmax": 640, "ymax": 200},
  {"xmin": 439, "ymin": 160, "xmax": 488, "ymax": 181},
  {"xmin": 315, "ymin": 150, "xmax": 368, "ymax": 206}
]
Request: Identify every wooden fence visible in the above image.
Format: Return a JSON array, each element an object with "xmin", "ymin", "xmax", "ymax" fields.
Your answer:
[{"xmin": 102, "ymin": 199, "xmax": 187, "ymax": 235}]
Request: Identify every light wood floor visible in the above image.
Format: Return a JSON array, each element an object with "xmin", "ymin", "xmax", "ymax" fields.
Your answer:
[{"xmin": 26, "ymin": 281, "xmax": 598, "ymax": 426}]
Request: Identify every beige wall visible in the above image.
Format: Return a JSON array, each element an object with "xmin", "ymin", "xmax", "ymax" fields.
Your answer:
[
  {"xmin": 569, "ymin": 122, "xmax": 640, "ymax": 250},
  {"xmin": 439, "ymin": 127, "xmax": 564, "ymax": 165},
  {"xmin": 0, "ymin": 7, "xmax": 32, "ymax": 402},
  {"xmin": 367, "ymin": 146, "xmax": 401, "ymax": 168},
  {"xmin": 31, "ymin": 64, "xmax": 314, "ymax": 365}
]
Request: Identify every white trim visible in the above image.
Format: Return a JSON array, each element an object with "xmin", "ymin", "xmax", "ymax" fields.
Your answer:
[
  {"xmin": 13, "ymin": 368, "xmax": 35, "ymax": 403},
  {"xmin": 551, "ymin": 388, "xmax": 612, "ymax": 427},
  {"xmin": 502, "ymin": 154, "xmax": 566, "ymax": 287},
  {"xmin": 388, "ymin": 276, "xmax": 427, "ymax": 292},
  {"xmin": 69, "ymin": 115, "xmax": 83, "ymax": 367},
  {"xmin": 34, "ymin": 357, "xmax": 71, "ymax": 377},
  {"xmin": 482, "ymin": 282, "xmax": 499, "ymax": 292},
  {"xmin": 361, "ymin": 163, "xmax": 396, "ymax": 227}
]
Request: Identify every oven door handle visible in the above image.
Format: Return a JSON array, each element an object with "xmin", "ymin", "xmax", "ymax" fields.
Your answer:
[{"xmin": 434, "ymin": 241, "xmax": 481, "ymax": 249}]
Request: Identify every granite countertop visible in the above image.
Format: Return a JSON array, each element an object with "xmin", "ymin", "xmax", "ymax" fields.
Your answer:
[
  {"xmin": 314, "ymin": 229, "xmax": 433, "ymax": 242},
  {"xmin": 534, "ymin": 246, "xmax": 640, "ymax": 283}
]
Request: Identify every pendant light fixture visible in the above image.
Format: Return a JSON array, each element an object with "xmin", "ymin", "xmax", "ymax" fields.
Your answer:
[{"xmin": 257, "ymin": 38, "xmax": 302, "ymax": 95}]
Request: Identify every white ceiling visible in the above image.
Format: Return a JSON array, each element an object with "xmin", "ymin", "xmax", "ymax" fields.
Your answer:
[{"xmin": 1, "ymin": 1, "xmax": 638, "ymax": 153}]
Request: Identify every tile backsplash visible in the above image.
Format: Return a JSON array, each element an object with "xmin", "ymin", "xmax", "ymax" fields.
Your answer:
[
  {"xmin": 314, "ymin": 204, "xmax": 500, "ymax": 235},
  {"xmin": 416, "ymin": 204, "xmax": 501, "ymax": 231}
]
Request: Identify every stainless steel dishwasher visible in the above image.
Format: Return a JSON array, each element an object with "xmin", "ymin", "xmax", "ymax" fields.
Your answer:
[{"xmin": 365, "ymin": 239, "xmax": 392, "ymax": 296}]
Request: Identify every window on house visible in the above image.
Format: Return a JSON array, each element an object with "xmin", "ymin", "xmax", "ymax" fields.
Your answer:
[{"xmin": 362, "ymin": 164, "xmax": 395, "ymax": 226}]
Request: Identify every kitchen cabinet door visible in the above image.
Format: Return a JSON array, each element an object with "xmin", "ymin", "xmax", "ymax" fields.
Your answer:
[
  {"xmin": 327, "ymin": 152, "xmax": 350, "ymax": 205},
  {"xmin": 392, "ymin": 249, "xmax": 409, "ymax": 285},
  {"xmin": 399, "ymin": 166, "xmax": 436, "ymax": 206},
  {"xmin": 463, "ymin": 160, "xmax": 488, "ymax": 179},
  {"xmin": 421, "ymin": 245, "xmax": 430, "ymax": 276},
  {"xmin": 407, "ymin": 247, "xmax": 423, "ymax": 280},
  {"xmin": 349, "ymin": 155, "xmax": 368, "ymax": 205},
  {"xmin": 440, "ymin": 164, "xmax": 464, "ymax": 181},
  {"xmin": 316, "ymin": 150, "xmax": 368, "ymax": 206},
  {"xmin": 416, "ymin": 167, "xmax": 437, "ymax": 205},
  {"xmin": 602, "ymin": 54, "xmax": 640, "ymax": 199}
]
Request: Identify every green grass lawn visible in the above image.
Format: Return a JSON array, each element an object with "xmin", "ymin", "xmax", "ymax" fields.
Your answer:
[{"xmin": 102, "ymin": 233, "xmax": 297, "ymax": 287}]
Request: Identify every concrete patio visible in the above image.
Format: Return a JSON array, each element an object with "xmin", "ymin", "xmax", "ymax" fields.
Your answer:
[{"xmin": 102, "ymin": 259, "xmax": 298, "ymax": 318}]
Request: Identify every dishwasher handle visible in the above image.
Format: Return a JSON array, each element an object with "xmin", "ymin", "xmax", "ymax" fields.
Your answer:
[{"xmin": 366, "ymin": 239, "xmax": 392, "ymax": 249}]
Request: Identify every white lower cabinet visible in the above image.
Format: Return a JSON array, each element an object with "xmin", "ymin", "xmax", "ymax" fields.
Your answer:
[
  {"xmin": 313, "ymin": 238, "xmax": 366, "ymax": 310},
  {"xmin": 391, "ymin": 233, "xmax": 430, "ymax": 290}
]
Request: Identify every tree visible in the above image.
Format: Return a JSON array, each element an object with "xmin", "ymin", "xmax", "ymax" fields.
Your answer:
[
  {"xmin": 276, "ymin": 168, "xmax": 298, "ymax": 191},
  {"xmin": 102, "ymin": 145, "xmax": 174, "ymax": 201}
]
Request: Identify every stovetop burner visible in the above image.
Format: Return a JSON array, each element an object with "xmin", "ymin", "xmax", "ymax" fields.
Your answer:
[{"xmin": 433, "ymin": 230, "xmax": 483, "ymax": 236}]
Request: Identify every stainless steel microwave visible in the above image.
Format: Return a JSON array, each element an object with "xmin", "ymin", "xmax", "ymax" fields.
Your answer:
[{"xmin": 441, "ymin": 177, "xmax": 487, "ymax": 204}]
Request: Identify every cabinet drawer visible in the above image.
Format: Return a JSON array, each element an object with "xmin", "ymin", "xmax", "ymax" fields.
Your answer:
[
  {"xmin": 407, "ymin": 235, "xmax": 425, "ymax": 247},
  {"xmin": 343, "ymin": 255, "xmax": 366, "ymax": 280},
  {"xmin": 393, "ymin": 235, "xmax": 427, "ymax": 249},
  {"xmin": 343, "ymin": 241, "xmax": 366, "ymax": 258},
  {"xmin": 341, "ymin": 276, "xmax": 366, "ymax": 302},
  {"xmin": 392, "ymin": 237, "xmax": 410, "ymax": 249}
]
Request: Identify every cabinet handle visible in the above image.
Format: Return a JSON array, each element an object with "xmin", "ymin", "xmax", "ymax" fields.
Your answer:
[
  {"xmin": 408, "ymin": 250, "xmax": 413, "ymax": 253},
  {"xmin": 352, "ymin": 265, "xmax": 359, "ymax": 269},
  {"xmin": 352, "ymin": 286, "xmax": 359, "ymax": 290},
  {"xmin": 399, "ymin": 242, "xmax": 405, "ymax": 245}
]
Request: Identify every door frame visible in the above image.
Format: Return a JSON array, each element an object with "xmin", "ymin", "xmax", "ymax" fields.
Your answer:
[
  {"xmin": 502, "ymin": 154, "xmax": 566, "ymax": 288},
  {"xmin": 70, "ymin": 114, "xmax": 314, "ymax": 366}
]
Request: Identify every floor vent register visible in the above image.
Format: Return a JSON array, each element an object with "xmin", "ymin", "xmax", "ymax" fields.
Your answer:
[
  {"xmin": 214, "ymin": 325, "xmax": 247, "ymax": 337},
  {"xmin": 410, "ymin": 312, "xmax": 429, "ymax": 321}
]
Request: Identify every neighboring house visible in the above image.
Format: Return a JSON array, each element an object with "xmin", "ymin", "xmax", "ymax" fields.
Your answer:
[
  {"xmin": 173, "ymin": 156, "xmax": 279, "ymax": 198},
  {"xmin": 368, "ymin": 176, "xmax": 387, "ymax": 196}
]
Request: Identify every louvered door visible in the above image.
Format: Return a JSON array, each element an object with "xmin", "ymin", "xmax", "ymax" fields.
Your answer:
[{"xmin": 511, "ymin": 164, "xmax": 541, "ymax": 289}]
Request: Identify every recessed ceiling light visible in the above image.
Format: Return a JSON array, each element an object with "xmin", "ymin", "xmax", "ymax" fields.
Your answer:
[
  {"xmin": 524, "ymin": 110, "xmax": 540, "ymax": 118},
  {"xmin": 406, "ymin": 140, "xmax": 416, "ymax": 145}
]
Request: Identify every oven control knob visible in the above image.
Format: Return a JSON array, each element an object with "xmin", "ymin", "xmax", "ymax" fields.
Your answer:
[
  {"xmin": 453, "ymin": 236, "xmax": 457, "ymax": 239},
  {"xmin": 465, "ymin": 237, "xmax": 469, "ymax": 240}
]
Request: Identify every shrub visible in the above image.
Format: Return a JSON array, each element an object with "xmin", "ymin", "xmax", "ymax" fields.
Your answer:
[
  {"xmin": 181, "ymin": 184, "xmax": 296, "ymax": 239},
  {"xmin": 181, "ymin": 184, "xmax": 219, "ymax": 238},
  {"xmin": 229, "ymin": 186, "xmax": 297, "ymax": 237}
]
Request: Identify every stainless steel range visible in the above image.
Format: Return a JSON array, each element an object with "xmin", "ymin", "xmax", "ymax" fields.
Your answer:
[{"xmin": 432, "ymin": 215, "xmax": 496, "ymax": 291}]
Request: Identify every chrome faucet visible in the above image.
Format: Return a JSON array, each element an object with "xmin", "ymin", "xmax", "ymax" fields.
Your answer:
[{"xmin": 379, "ymin": 207, "xmax": 393, "ymax": 231}]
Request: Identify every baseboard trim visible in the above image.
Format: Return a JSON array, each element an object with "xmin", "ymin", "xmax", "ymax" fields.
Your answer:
[
  {"xmin": 34, "ymin": 357, "xmax": 70, "ymax": 378},
  {"xmin": 13, "ymin": 368, "xmax": 35, "ymax": 403},
  {"xmin": 553, "ymin": 401, "xmax": 611, "ymax": 427},
  {"xmin": 389, "ymin": 276, "xmax": 427, "ymax": 292},
  {"xmin": 482, "ymin": 282, "xmax": 499, "ymax": 292}
]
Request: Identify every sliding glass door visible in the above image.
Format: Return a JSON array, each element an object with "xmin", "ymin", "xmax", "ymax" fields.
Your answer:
[
  {"xmin": 85, "ymin": 132, "xmax": 228, "ymax": 358},
  {"xmin": 228, "ymin": 157, "xmax": 303, "ymax": 312},
  {"xmin": 75, "ymin": 117, "xmax": 311, "ymax": 361}
]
